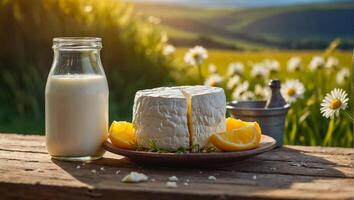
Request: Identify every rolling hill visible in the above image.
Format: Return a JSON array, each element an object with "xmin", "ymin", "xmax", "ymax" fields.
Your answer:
[{"xmin": 132, "ymin": 2, "xmax": 354, "ymax": 50}]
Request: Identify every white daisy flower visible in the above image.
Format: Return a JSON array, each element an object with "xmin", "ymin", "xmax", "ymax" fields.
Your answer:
[
  {"xmin": 240, "ymin": 91, "xmax": 255, "ymax": 101},
  {"xmin": 336, "ymin": 68, "xmax": 351, "ymax": 85},
  {"xmin": 232, "ymin": 81, "xmax": 255, "ymax": 100},
  {"xmin": 226, "ymin": 75, "xmax": 240, "ymax": 90},
  {"xmin": 160, "ymin": 32, "xmax": 169, "ymax": 43},
  {"xmin": 208, "ymin": 63, "xmax": 217, "ymax": 74},
  {"xmin": 251, "ymin": 63, "xmax": 269, "ymax": 78},
  {"xmin": 309, "ymin": 56, "xmax": 325, "ymax": 71},
  {"xmin": 184, "ymin": 46, "xmax": 208, "ymax": 66},
  {"xmin": 227, "ymin": 62, "xmax": 244, "ymax": 76},
  {"xmin": 264, "ymin": 59, "xmax": 280, "ymax": 73},
  {"xmin": 204, "ymin": 74, "xmax": 223, "ymax": 86},
  {"xmin": 148, "ymin": 16, "xmax": 161, "ymax": 24},
  {"xmin": 254, "ymin": 84, "xmax": 269, "ymax": 99},
  {"xmin": 232, "ymin": 81, "xmax": 249, "ymax": 99},
  {"xmin": 162, "ymin": 44, "xmax": 175, "ymax": 56},
  {"xmin": 325, "ymin": 56, "xmax": 339, "ymax": 69},
  {"xmin": 281, "ymin": 79, "xmax": 305, "ymax": 103},
  {"xmin": 287, "ymin": 56, "xmax": 302, "ymax": 72},
  {"xmin": 320, "ymin": 88, "xmax": 349, "ymax": 118}
]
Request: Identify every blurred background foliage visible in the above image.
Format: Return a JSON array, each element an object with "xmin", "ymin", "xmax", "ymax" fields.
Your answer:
[
  {"xmin": 0, "ymin": 0, "xmax": 352, "ymax": 147},
  {"xmin": 0, "ymin": 0, "xmax": 177, "ymax": 133}
]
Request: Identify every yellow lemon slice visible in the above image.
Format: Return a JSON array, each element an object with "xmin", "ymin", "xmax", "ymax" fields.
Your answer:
[
  {"xmin": 226, "ymin": 117, "xmax": 262, "ymax": 135},
  {"xmin": 109, "ymin": 121, "xmax": 136, "ymax": 150},
  {"xmin": 209, "ymin": 123, "xmax": 261, "ymax": 151},
  {"xmin": 226, "ymin": 117, "xmax": 244, "ymax": 131}
]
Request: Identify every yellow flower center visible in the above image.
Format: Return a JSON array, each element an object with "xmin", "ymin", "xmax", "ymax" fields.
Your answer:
[
  {"xmin": 192, "ymin": 53, "xmax": 200, "ymax": 60},
  {"xmin": 287, "ymin": 88, "xmax": 296, "ymax": 96},
  {"xmin": 210, "ymin": 80, "xmax": 217, "ymax": 86},
  {"xmin": 330, "ymin": 99, "xmax": 342, "ymax": 110}
]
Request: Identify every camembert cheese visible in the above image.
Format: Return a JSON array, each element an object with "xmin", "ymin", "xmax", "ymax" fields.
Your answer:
[
  {"xmin": 181, "ymin": 86, "xmax": 226, "ymax": 147},
  {"xmin": 133, "ymin": 87, "xmax": 189, "ymax": 149},
  {"xmin": 132, "ymin": 86, "xmax": 226, "ymax": 150}
]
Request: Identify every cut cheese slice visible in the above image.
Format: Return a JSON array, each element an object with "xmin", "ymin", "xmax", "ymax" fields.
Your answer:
[
  {"xmin": 132, "ymin": 87, "xmax": 189, "ymax": 149},
  {"xmin": 132, "ymin": 86, "xmax": 226, "ymax": 150},
  {"xmin": 181, "ymin": 86, "xmax": 226, "ymax": 147}
]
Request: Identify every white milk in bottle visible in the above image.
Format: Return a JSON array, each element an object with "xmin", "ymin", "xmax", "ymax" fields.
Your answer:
[{"xmin": 45, "ymin": 38, "xmax": 108, "ymax": 161}]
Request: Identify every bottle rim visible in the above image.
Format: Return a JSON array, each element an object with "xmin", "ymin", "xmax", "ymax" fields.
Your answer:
[{"xmin": 52, "ymin": 37, "xmax": 102, "ymax": 50}]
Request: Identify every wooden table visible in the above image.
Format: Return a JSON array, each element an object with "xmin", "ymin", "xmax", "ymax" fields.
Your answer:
[{"xmin": 0, "ymin": 134, "xmax": 353, "ymax": 200}]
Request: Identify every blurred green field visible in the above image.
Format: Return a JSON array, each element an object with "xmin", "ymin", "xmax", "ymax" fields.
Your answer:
[{"xmin": 133, "ymin": 2, "xmax": 354, "ymax": 50}]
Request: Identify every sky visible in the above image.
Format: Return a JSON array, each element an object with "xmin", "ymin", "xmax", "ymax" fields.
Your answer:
[{"xmin": 126, "ymin": 0, "xmax": 351, "ymax": 8}]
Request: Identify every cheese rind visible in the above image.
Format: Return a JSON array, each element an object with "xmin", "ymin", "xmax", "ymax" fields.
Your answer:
[
  {"xmin": 133, "ymin": 86, "xmax": 226, "ymax": 150},
  {"xmin": 181, "ymin": 86, "xmax": 226, "ymax": 147},
  {"xmin": 132, "ymin": 87, "xmax": 189, "ymax": 149}
]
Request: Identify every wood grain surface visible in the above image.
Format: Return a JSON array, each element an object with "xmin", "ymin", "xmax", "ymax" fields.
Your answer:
[{"xmin": 0, "ymin": 133, "xmax": 353, "ymax": 200}]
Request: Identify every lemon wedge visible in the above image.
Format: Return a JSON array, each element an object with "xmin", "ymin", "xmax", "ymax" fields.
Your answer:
[
  {"xmin": 209, "ymin": 119, "xmax": 261, "ymax": 151},
  {"xmin": 109, "ymin": 121, "xmax": 136, "ymax": 150},
  {"xmin": 226, "ymin": 117, "xmax": 261, "ymax": 135}
]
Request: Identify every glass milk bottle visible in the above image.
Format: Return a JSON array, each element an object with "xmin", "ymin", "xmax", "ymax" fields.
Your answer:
[{"xmin": 45, "ymin": 37, "xmax": 109, "ymax": 161}]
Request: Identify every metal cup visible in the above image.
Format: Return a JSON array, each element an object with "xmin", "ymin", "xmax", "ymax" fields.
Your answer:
[{"xmin": 226, "ymin": 100, "xmax": 290, "ymax": 147}]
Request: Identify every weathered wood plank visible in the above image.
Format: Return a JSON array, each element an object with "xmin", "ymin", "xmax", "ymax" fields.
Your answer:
[
  {"xmin": 1, "ymin": 134, "xmax": 353, "ymax": 168},
  {"xmin": 0, "ymin": 133, "xmax": 353, "ymax": 200},
  {"xmin": 1, "ymin": 158, "xmax": 354, "ymax": 192},
  {"xmin": 1, "ymin": 148, "xmax": 353, "ymax": 178},
  {"xmin": 1, "ymin": 133, "xmax": 353, "ymax": 154},
  {"xmin": 1, "ymin": 137, "xmax": 353, "ymax": 179},
  {"xmin": 1, "ymin": 175, "xmax": 354, "ymax": 200},
  {"xmin": 2, "ymin": 181, "xmax": 353, "ymax": 200},
  {"xmin": 284, "ymin": 145, "xmax": 354, "ymax": 155},
  {"xmin": 1, "ymin": 152, "xmax": 354, "ymax": 199}
]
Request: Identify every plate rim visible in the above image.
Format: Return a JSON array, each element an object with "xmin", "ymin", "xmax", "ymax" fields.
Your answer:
[{"xmin": 104, "ymin": 134, "xmax": 276, "ymax": 158}]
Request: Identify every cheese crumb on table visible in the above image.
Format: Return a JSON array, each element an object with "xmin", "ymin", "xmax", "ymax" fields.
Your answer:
[
  {"xmin": 166, "ymin": 182, "xmax": 178, "ymax": 188},
  {"xmin": 122, "ymin": 172, "xmax": 149, "ymax": 183},
  {"xmin": 76, "ymin": 165, "xmax": 81, "ymax": 169},
  {"xmin": 100, "ymin": 167, "xmax": 105, "ymax": 171},
  {"xmin": 184, "ymin": 182, "xmax": 189, "ymax": 186},
  {"xmin": 168, "ymin": 176, "xmax": 178, "ymax": 181},
  {"xmin": 91, "ymin": 169, "xmax": 96, "ymax": 174},
  {"xmin": 208, "ymin": 176, "xmax": 216, "ymax": 180},
  {"xmin": 116, "ymin": 170, "xmax": 121, "ymax": 174}
]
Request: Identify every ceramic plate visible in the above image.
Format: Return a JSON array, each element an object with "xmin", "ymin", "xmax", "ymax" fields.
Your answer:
[{"xmin": 104, "ymin": 135, "xmax": 276, "ymax": 167}]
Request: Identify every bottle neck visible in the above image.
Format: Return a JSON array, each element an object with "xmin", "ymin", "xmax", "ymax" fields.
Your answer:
[
  {"xmin": 266, "ymin": 87, "xmax": 287, "ymax": 108},
  {"xmin": 50, "ymin": 49, "xmax": 104, "ymax": 76}
]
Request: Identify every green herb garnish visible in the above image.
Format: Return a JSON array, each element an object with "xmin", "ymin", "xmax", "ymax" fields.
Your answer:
[{"xmin": 133, "ymin": 139, "xmax": 217, "ymax": 153}]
